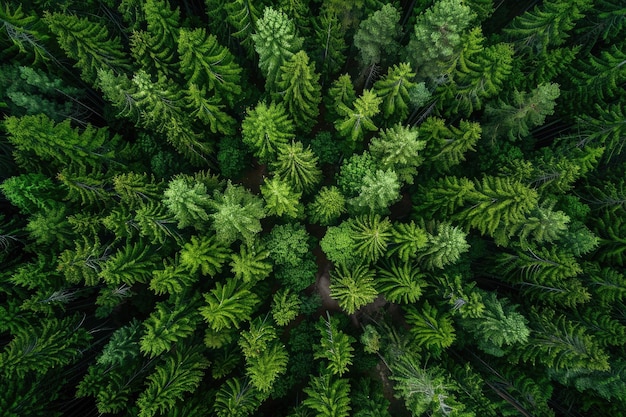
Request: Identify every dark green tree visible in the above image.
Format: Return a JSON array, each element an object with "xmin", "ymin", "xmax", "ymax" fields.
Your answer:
[{"xmin": 241, "ymin": 101, "xmax": 295, "ymax": 163}]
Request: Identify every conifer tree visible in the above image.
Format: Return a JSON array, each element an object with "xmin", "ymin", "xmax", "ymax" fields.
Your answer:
[
  {"xmin": 307, "ymin": 186, "xmax": 346, "ymax": 226},
  {"xmin": 387, "ymin": 221, "xmax": 429, "ymax": 262},
  {"xmin": 199, "ymin": 278, "xmax": 260, "ymax": 331},
  {"xmin": 372, "ymin": 63, "xmax": 417, "ymax": 123},
  {"xmin": 230, "ymin": 242, "xmax": 273, "ymax": 284},
  {"xmin": 405, "ymin": 0, "xmax": 476, "ymax": 80},
  {"xmin": 314, "ymin": 314, "xmax": 355, "ymax": 376},
  {"xmin": 349, "ymin": 169, "xmax": 401, "ymax": 215},
  {"xmin": 311, "ymin": 8, "xmax": 347, "ymax": 79},
  {"xmin": 260, "ymin": 176, "xmax": 303, "ymax": 219},
  {"xmin": 483, "ymin": 82, "xmax": 560, "ymax": 143},
  {"xmin": 163, "ymin": 176, "xmax": 212, "ymax": 229},
  {"xmin": 99, "ymin": 240, "xmax": 159, "ymax": 286},
  {"xmin": 179, "ymin": 234, "xmax": 232, "ymax": 276},
  {"xmin": 178, "ymin": 28, "xmax": 242, "ymax": 105},
  {"xmin": 303, "ymin": 372, "xmax": 351, "ymax": 417},
  {"xmin": 334, "ymin": 89, "xmax": 382, "ymax": 142},
  {"xmin": 270, "ymin": 141, "xmax": 322, "ymax": 194},
  {"xmin": 139, "ymin": 296, "xmax": 202, "ymax": 358},
  {"xmin": 136, "ymin": 343, "xmax": 209, "ymax": 417},
  {"xmin": 241, "ymin": 101, "xmax": 295, "ymax": 163},
  {"xmin": 271, "ymin": 288, "xmax": 301, "ymax": 326},
  {"xmin": 369, "ymin": 123, "xmax": 425, "ymax": 184},
  {"xmin": 44, "ymin": 12, "xmax": 130, "ymax": 85},
  {"xmin": 330, "ymin": 263, "xmax": 378, "ymax": 314},
  {"xmin": 326, "ymin": 73, "xmax": 356, "ymax": 118},
  {"xmin": 353, "ymin": 3, "xmax": 401, "ymax": 69},
  {"xmin": 252, "ymin": 7, "xmax": 304, "ymax": 90},
  {"xmin": 209, "ymin": 182, "xmax": 266, "ymax": 245},
  {"xmin": 419, "ymin": 118, "xmax": 481, "ymax": 174},
  {"xmin": 224, "ymin": 0, "xmax": 263, "ymax": 57},
  {"xmin": 348, "ymin": 214, "xmax": 392, "ymax": 264},
  {"xmin": 0, "ymin": 4, "xmax": 50, "ymax": 63},
  {"xmin": 275, "ymin": 50, "xmax": 322, "ymax": 130},
  {"xmin": 418, "ymin": 223, "xmax": 470, "ymax": 270},
  {"xmin": 376, "ymin": 260, "xmax": 426, "ymax": 304},
  {"xmin": 130, "ymin": 0, "xmax": 180, "ymax": 77},
  {"xmin": 405, "ymin": 301, "xmax": 456, "ymax": 355}
]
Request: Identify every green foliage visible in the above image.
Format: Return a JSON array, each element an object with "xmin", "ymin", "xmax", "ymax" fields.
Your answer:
[
  {"xmin": 513, "ymin": 308, "xmax": 610, "ymax": 372},
  {"xmin": 272, "ymin": 288, "xmax": 301, "ymax": 326},
  {"xmin": 314, "ymin": 314, "xmax": 355, "ymax": 376},
  {"xmin": 130, "ymin": 0, "xmax": 180, "ymax": 77},
  {"xmin": 275, "ymin": 50, "xmax": 322, "ymax": 130},
  {"xmin": 348, "ymin": 214, "xmax": 392, "ymax": 264},
  {"xmin": 376, "ymin": 260, "xmax": 426, "ymax": 304},
  {"xmin": 140, "ymin": 296, "xmax": 202, "ymax": 358},
  {"xmin": 261, "ymin": 177, "xmax": 303, "ymax": 219},
  {"xmin": 200, "ymin": 278, "xmax": 260, "ymax": 331},
  {"xmin": 336, "ymin": 152, "xmax": 376, "ymax": 197},
  {"xmin": 209, "ymin": 182, "xmax": 266, "ymax": 245},
  {"xmin": 353, "ymin": 3, "xmax": 401, "ymax": 67},
  {"xmin": 213, "ymin": 377, "xmax": 264, "ymax": 417},
  {"xmin": 483, "ymin": 82, "xmax": 560, "ymax": 143},
  {"xmin": 136, "ymin": 343, "xmax": 209, "ymax": 417},
  {"xmin": 419, "ymin": 223, "xmax": 470, "ymax": 270},
  {"xmin": 330, "ymin": 263, "xmax": 378, "ymax": 314},
  {"xmin": 405, "ymin": 301, "xmax": 456, "ymax": 355},
  {"xmin": 252, "ymin": 7, "xmax": 304, "ymax": 90},
  {"xmin": 230, "ymin": 243, "xmax": 273, "ymax": 284},
  {"xmin": 270, "ymin": 141, "xmax": 322, "ymax": 194},
  {"xmin": 387, "ymin": 221, "xmax": 429, "ymax": 262},
  {"xmin": 44, "ymin": 12, "xmax": 130, "ymax": 85},
  {"xmin": 311, "ymin": 8, "xmax": 347, "ymax": 78},
  {"xmin": 0, "ymin": 315, "xmax": 91, "ymax": 379},
  {"xmin": 242, "ymin": 101, "xmax": 295, "ymax": 163},
  {"xmin": 178, "ymin": 27, "xmax": 242, "ymax": 105},
  {"xmin": 265, "ymin": 223, "xmax": 311, "ymax": 267},
  {"xmin": 0, "ymin": 4, "xmax": 50, "ymax": 63},
  {"xmin": 372, "ymin": 63, "xmax": 417, "ymax": 122},
  {"xmin": 321, "ymin": 221, "xmax": 356, "ymax": 267},
  {"xmin": 308, "ymin": 186, "xmax": 346, "ymax": 226},
  {"xmin": 179, "ymin": 234, "xmax": 231, "ymax": 276},
  {"xmin": 4, "ymin": 114, "xmax": 119, "ymax": 169},
  {"xmin": 334, "ymin": 89, "xmax": 382, "ymax": 142},
  {"xmin": 303, "ymin": 373, "xmax": 351, "ymax": 417},
  {"xmin": 99, "ymin": 240, "xmax": 159, "ymax": 286},
  {"xmin": 405, "ymin": 0, "xmax": 476, "ymax": 80},
  {"xmin": 369, "ymin": 123, "xmax": 425, "ymax": 184},
  {"xmin": 349, "ymin": 169, "xmax": 401, "ymax": 214},
  {"xmin": 1, "ymin": 173, "xmax": 60, "ymax": 214}
]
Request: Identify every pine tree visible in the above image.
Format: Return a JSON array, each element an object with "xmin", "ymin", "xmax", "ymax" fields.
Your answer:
[
  {"xmin": 314, "ymin": 313, "xmax": 355, "ymax": 376},
  {"xmin": 270, "ymin": 141, "xmax": 322, "ymax": 194},
  {"xmin": 303, "ymin": 373, "xmax": 351, "ymax": 417},
  {"xmin": 387, "ymin": 221, "xmax": 429, "ymax": 262},
  {"xmin": 1, "ymin": 173, "xmax": 61, "ymax": 214},
  {"xmin": 177, "ymin": 28, "xmax": 242, "ymax": 105},
  {"xmin": 99, "ymin": 240, "xmax": 159, "ymax": 286},
  {"xmin": 199, "ymin": 278, "xmax": 260, "ymax": 331},
  {"xmin": 275, "ymin": 50, "xmax": 322, "ymax": 130},
  {"xmin": 183, "ymin": 83, "xmax": 236, "ymax": 135},
  {"xmin": 230, "ymin": 242, "xmax": 273, "ymax": 284},
  {"xmin": 311, "ymin": 8, "xmax": 347, "ymax": 79},
  {"xmin": 130, "ymin": 0, "xmax": 180, "ymax": 78},
  {"xmin": 271, "ymin": 288, "xmax": 301, "ymax": 326},
  {"xmin": 0, "ymin": 4, "xmax": 50, "ymax": 63},
  {"xmin": 513, "ymin": 308, "xmax": 610, "ymax": 372},
  {"xmin": 136, "ymin": 343, "xmax": 209, "ymax": 417},
  {"xmin": 349, "ymin": 169, "xmax": 401, "ymax": 215},
  {"xmin": 179, "ymin": 234, "xmax": 232, "ymax": 276},
  {"xmin": 4, "ymin": 114, "xmax": 119, "ymax": 169},
  {"xmin": 353, "ymin": 3, "xmax": 401, "ymax": 69},
  {"xmin": 213, "ymin": 377, "xmax": 264, "ymax": 417},
  {"xmin": 224, "ymin": 0, "xmax": 263, "ymax": 57},
  {"xmin": 420, "ymin": 118, "xmax": 481, "ymax": 174},
  {"xmin": 376, "ymin": 260, "xmax": 426, "ymax": 304},
  {"xmin": 504, "ymin": 0, "xmax": 593, "ymax": 54},
  {"xmin": 252, "ymin": 7, "xmax": 303, "ymax": 90},
  {"xmin": 348, "ymin": 214, "xmax": 392, "ymax": 264},
  {"xmin": 326, "ymin": 73, "xmax": 356, "ymax": 119},
  {"xmin": 483, "ymin": 82, "xmax": 560, "ymax": 143},
  {"xmin": 372, "ymin": 63, "xmax": 417, "ymax": 123},
  {"xmin": 334, "ymin": 89, "xmax": 382, "ymax": 142},
  {"xmin": 418, "ymin": 223, "xmax": 470, "ymax": 270},
  {"xmin": 369, "ymin": 123, "xmax": 425, "ymax": 184},
  {"xmin": 330, "ymin": 262, "xmax": 378, "ymax": 314},
  {"xmin": 26, "ymin": 207, "xmax": 74, "ymax": 250},
  {"xmin": 405, "ymin": 0, "xmax": 476, "ymax": 80},
  {"xmin": 44, "ymin": 12, "xmax": 130, "ymax": 85},
  {"xmin": 209, "ymin": 182, "xmax": 266, "ymax": 246},
  {"xmin": 260, "ymin": 176, "xmax": 303, "ymax": 219},
  {"xmin": 405, "ymin": 301, "xmax": 456, "ymax": 355},
  {"xmin": 241, "ymin": 101, "xmax": 295, "ymax": 163},
  {"xmin": 163, "ymin": 176, "xmax": 212, "ymax": 229},
  {"xmin": 149, "ymin": 256, "xmax": 196, "ymax": 295},
  {"xmin": 139, "ymin": 296, "xmax": 202, "ymax": 358},
  {"xmin": 307, "ymin": 186, "xmax": 346, "ymax": 226},
  {"xmin": 0, "ymin": 315, "xmax": 91, "ymax": 378}
]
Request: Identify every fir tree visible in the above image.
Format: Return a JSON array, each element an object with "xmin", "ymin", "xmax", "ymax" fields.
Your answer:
[
  {"xmin": 199, "ymin": 278, "xmax": 260, "ymax": 331},
  {"xmin": 369, "ymin": 123, "xmax": 425, "ymax": 184},
  {"xmin": 334, "ymin": 89, "xmax": 382, "ymax": 142},
  {"xmin": 252, "ymin": 7, "xmax": 303, "ymax": 90},
  {"xmin": 330, "ymin": 262, "xmax": 378, "ymax": 314},
  {"xmin": 314, "ymin": 313, "xmax": 355, "ymax": 376},
  {"xmin": 376, "ymin": 260, "xmax": 426, "ymax": 304},
  {"xmin": 260, "ymin": 176, "xmax": 303, "ymax": 219},
  {"xmin": 311, "ymin": 8, "xmax": 347, "ymax": 79},
  {"xmin": 307, "ymin": 186, "xmax": 346, "ymax": 226},
  {"xmin": 372, "ymin": 63, "xmax": 417, "ymax": 123},
  {"xmin": 270, "ymin": 141, "xmax": 322, "ymax": 194},
  {"xmin": 241, "ymin": 101, "xmax": 295, "ymax": 163},
  {"xmin": 353, "ymin": 3, "xmax": 401, "ymax": 69},
  {"xmin": 303, "ymin": 373, "xmax": 351, "ymax": 417},
  {"xmin": 275, "ymin": 50, "xmax": 322, "ymax": 130},
  {"xmin": 44, "ymin": 12, "xmax": 130, "ymax": 85}
]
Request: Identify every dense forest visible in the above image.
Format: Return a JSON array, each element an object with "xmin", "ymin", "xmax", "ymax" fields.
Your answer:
[{"xmin": 1, "ymin": 0, "xmax": 625, "ymax": 416}]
